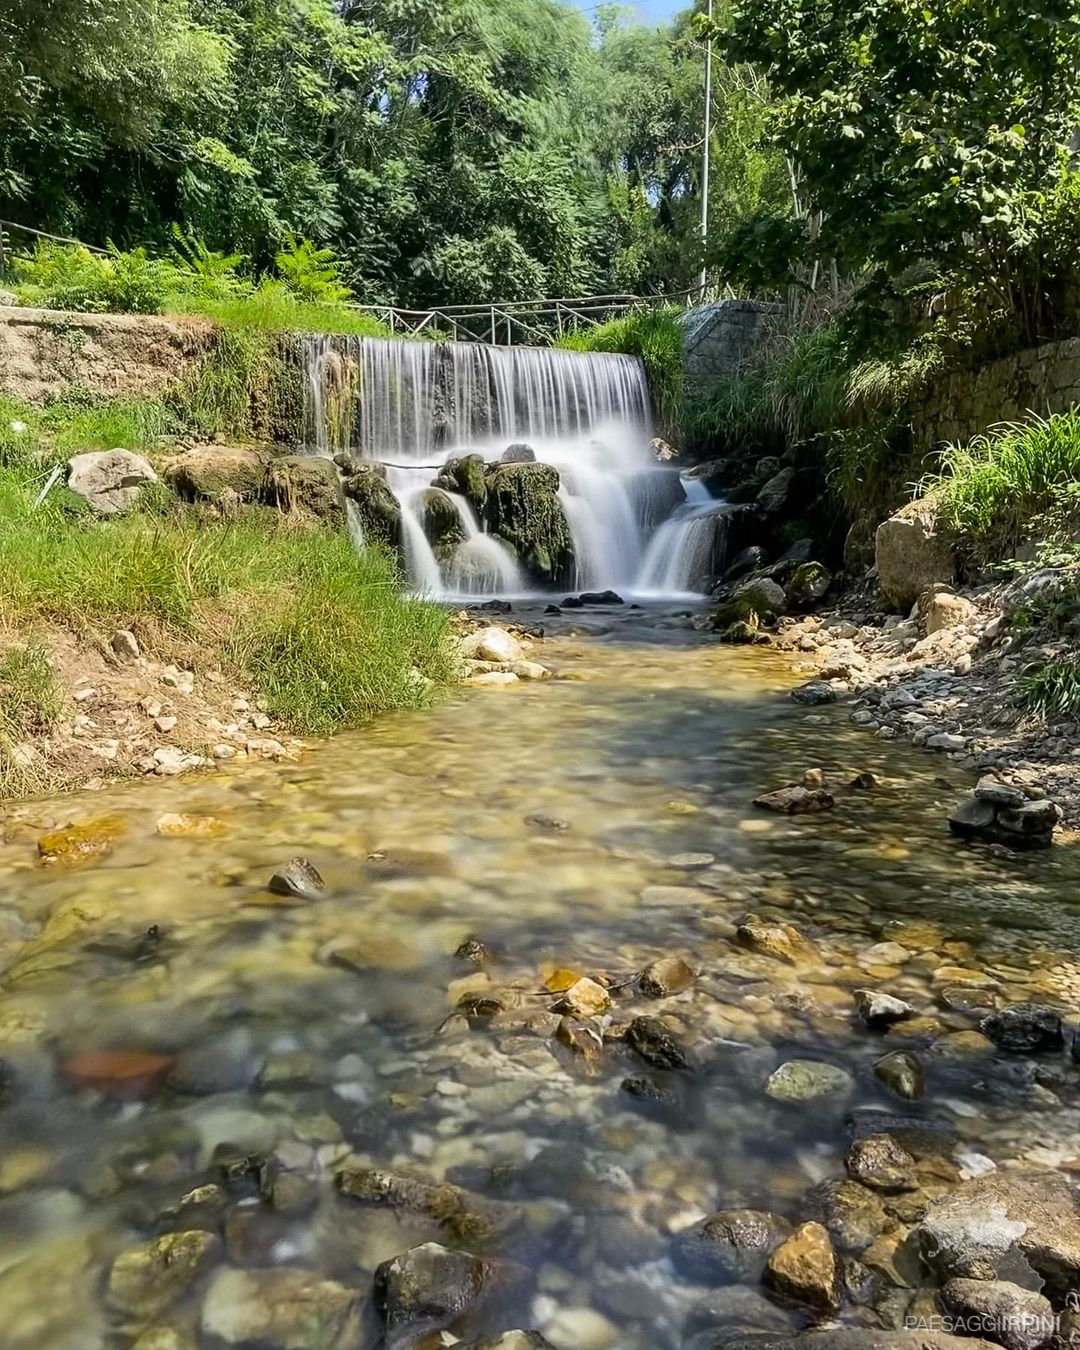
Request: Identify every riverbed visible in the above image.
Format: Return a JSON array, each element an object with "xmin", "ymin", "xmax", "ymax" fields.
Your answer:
[{"xmin": 1, "ymin": 607, "xmax": 1079, "ymax": 1348}]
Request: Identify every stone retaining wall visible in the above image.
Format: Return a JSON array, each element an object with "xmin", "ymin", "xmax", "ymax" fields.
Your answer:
[
  {"xmin": 914, "ymin": 336, "xmax": 1080, "ymax": 450},
  {"xmin": 0, "ymin": 306, "xmax": 217, "ymax": 403},
  {"xmin": 679, "ymin": 299, "xmax": 783, "ymax": 387}
]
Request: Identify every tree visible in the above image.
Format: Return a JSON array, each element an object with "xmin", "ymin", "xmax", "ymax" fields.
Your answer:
[{"xmin": 717, "ymin": 0, "xmax": 1080, "ymax": 346}]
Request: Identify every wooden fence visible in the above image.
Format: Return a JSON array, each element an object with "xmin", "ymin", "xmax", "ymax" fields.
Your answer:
[{"xmin": 0, "ymin": 218, "xmax": 701, "ymax": 343}]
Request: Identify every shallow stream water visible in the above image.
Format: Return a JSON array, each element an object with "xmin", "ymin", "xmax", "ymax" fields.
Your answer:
[{"xmin": 2, "ymin": 608, "xmax": 1080, "ymax": 1348}]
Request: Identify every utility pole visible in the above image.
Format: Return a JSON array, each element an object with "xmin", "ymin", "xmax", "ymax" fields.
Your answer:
[{"xmin": 698, "ymin": 0, "xmax": 714, "ymax": 301}]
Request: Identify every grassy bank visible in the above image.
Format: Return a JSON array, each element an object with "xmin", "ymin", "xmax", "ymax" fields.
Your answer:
[{"xmin": 0, "ymin": 465, "xmax": 453, "ymax": 794}]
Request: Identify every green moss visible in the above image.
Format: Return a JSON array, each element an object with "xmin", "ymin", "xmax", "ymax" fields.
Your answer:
[{"xmin": 485, "ymin": 461, "xmax": 574, "ymax": 587}]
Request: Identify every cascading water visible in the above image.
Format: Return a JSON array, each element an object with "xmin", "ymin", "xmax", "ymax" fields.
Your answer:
[{"xmin": 303, "ymin": 334, "xmax": 725, "ymax": 599}]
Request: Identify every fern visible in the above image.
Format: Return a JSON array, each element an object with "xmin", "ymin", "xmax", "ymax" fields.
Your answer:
[{"xmin": 275, "ymin": 232, "xmax": 353, "ymax": 305}]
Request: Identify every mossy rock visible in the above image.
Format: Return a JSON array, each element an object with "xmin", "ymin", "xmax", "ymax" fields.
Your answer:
[
  {"xmin": 433, "ymin": 454, "xmax": 488, "ymax": 519},
  {"xmin": 715, "ymin": 576, "xmax": 787, "ymax": 630},
  {"xmin": 164, "ymin": 445, "xmax": 270, "ymax": 503},
  {"xmin": 484, "ymin": 461, "xmax": 574, "ymax": 588},
  {"xmin": 786, "ymin": 562, "xmax": 832, "ymax": 612},
  {"xmin": 417, "ymin": 488, "xmax": 467, "ymax": 565},
  {"xmin": 343, "ymin": 465, "xmax": 401, "ymax": 550},
  {"xmin": 265, "ymin": 455, "xmax": 344, "ymax": 524},
  {"xmin": 38, "ymin": 815, "xmax": 127, "ymax": 869}
]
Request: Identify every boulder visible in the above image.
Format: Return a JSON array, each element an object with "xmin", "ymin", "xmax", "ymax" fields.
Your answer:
[
  {"xmin": 67, "ymin": 450, "xmax": 158, "ymax": 514},
  {"xmin": 939, "ymin": 1279, "xmax": 1054, "ymax": 1350},
  {"xmin": 373, "ymin": 1242, "xmax": 523, "ymax": 1334},
  {"xmin": 265, "ymin": 455, "xmax": 344, "ymax": 523},
  {"xmin": 975, "ymin": 777, "xmax": 1026, "ymax": 809},
  {"xmin": 845, "ymin": 1134, "xmax": 917, "ymax": 1193},
  {"xmin": 107, "ymin": 1231, "xmax": 221, "ymax": 1318},
  {"xmin": 785, "ymin": 562, "xmax": 832, "ymax": 611},
  {"xmin": 925, "ymin": 590, "xmax": 978, "ymax": 634},
  {"xmin": 485, "ymin": 461, "xmax": 574, "ymax": 587},
  {"xmin": 433, "ymin": 454, "xmax": 488, "ymax": 517},
  {"xmin": 764, "ymin": 1222, "xmax": 841, "ymax": 1312},
  {"xmin": 790, "ymin": 681, "xmax": 837, "ymax": 706},
  {"xmin": 980, "ymin": 1004, "xmax": 1065, "ymax": 1054},
  {"xmin": 673, "ymin": 1209, "xmax": 793, "ymax": 1282},
  {"xmin": 756, "ymin": 467, "xmax": 795, "ymax": 514},
  {"xmin": 201, "ymin": 1268, "xmax": 359, "ymax": 1348},
  {"xmin": 501, "ymin": 443, "xmax": 536, "ymax": 463},
  {"xmin": 164, "ymin": 445, "xmax": 269, "ymax": 502},
  {"xmin": 876, "ymin": 498, "xmax": 956, "ymax": 611},
  {"xmin": 417, "ymin": 487, "xmax": 467, "ymax": 564},
  {"xmin": 915, "ymin": 1190, "xmax": 1029, "ymax": 1281},
  {"xmin": 732, "ymin": 577, "xmax": 788, "ymax": 622},
  {"xmin": 343, "ymin": 464, "xmax": 401, "ymax": 549},
  {"xmin": 765, "ymin": 1060, "xmax": 854, "ymax": 1105},
  {"xmin": 460, "ymin": 627, "xmax": 523, "ymax": 664}
]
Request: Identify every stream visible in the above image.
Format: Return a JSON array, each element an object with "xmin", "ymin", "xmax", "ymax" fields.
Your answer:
[{"xmin": 2, "ymin": 607, "xmax": 1080, "ymax": 1348}]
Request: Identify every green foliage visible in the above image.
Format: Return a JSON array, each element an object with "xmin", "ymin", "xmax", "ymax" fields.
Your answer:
[
  {"xmin": 275, "ymin": 234, "xmax": 352, "ymax": 306},
  {"xmin": 12, "ymin": 243, "xmax": 167, "ymax": 314},
  {"xmin": 1016, "ymin": 658, "xmax": 1080, "ymax": 723},
  {"xmin": 0, "ymin": 638, "xmax": 62, "ymax": 797},
  {"xmin": 718, "ymin": 0, "xmax": 1080, "ymax": 351},
  {"xmin": 0, "ymin": 468, "xmax": 452, "ymax": 734},
  {"xmin": 925, "ymin": 411, "xmax": 1080, "ymax": 561},
  {"xmin": 557, "ymin": 307, "xmax": 684, "ymax": 435}
]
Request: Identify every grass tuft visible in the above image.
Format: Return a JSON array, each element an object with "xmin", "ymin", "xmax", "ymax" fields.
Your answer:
[
  {"xmin": 1016, "ymin": 658, "xmax": 1080, "ymax": 722},
  {"xmin": 0, "ymin": 639, "xmax": 62, "ymax": 797}
]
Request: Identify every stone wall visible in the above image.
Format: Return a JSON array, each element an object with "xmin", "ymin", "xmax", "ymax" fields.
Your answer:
[
  {"xmin": 0, "ymin": 306, "xmax": 217, "ymax": 403},
  {"xmin": 914, "ymin": 337, "xmax": 1080, "ymax": 450},
  {"xmin": 679, "ymin": 299, "xmax": 783, "ymax": 387}
]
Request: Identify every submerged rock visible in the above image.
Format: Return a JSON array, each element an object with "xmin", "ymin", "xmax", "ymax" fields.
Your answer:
[
  {"xmin": 980, "ymin": 1004, "xmax": 1065, "ymax": 1054},
  {"xmin": 38, "ymin": 815, "xmax": 126, "ymax": 868},
  {"xmin": 62, "ymin": 1048, "xmax": 175, "ymax": 1100},
  {"xmin": 672, "ymin": 1209, "xmax": 793, "ymax": 1282},
  {"xmin": 854, "ymin": 989, "xmax": 914, "ymax": 1029},
  {"xmin": 874, "ymin": 1050, "xmax": 925, "ymax": 1100},
  {"xmin": 107, "ymin": 1230, "xmax": 221, "ymax": 1318},
  {"xmin": 373, "ymin": 1242, "xmax": 524, "ymax": 1334},
  {"xmin": 639, "ymin": 956, "xmax": 695, "ymax": 998},
  {"xmin": 457, "ymin": 1336, "xmax": 556, "ymax": 1350},
  {"xmin": 201, "ymin": 1267, "xmax": 359, "ymax": 1348},
  {"xmin": 627, "ymin": 1015, "xmax": 692, "ymax": 1070},
  {"xmin": 753, "ymin": 785, "xmax": 835, "ymax": 813},
  {"xmin": 807, "ymin": 1178, "xmax": 888, "ymax": 1254},
  {"xmin": 737, "ymin": 918, "xmax": 817, "ymax": 965},
  {"xmin": 845, "ymin": 1134, "xmax": 917, "ymax": 1193},
  {"xmin": 765, "ymin": 1060, "xmax": 854, "ymax": 1105},
  {"xmin": 268, "ymin": 857, "xmax": 325, "ymax": 900}
]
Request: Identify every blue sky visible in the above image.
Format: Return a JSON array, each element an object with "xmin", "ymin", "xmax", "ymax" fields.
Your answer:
[{"xmin": 566, "ymin": 0, "xmax": 687, "ymax": 22}]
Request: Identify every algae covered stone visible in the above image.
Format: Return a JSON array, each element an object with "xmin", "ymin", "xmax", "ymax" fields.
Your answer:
[
  {"xmin": 38, "ymin": 815, "xmax": 126, "ymax": 868},
  {"xmin": 484, "ymin": 461, "xmax": 574, "ymax": 587},
  {"xmin": 765, "ymin": 1059, "xmax": 854, "ymax": 1104}
]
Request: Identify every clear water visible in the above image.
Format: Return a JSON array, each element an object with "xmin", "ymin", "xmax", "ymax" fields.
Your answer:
[{"xmin": 2, "ymin": 612, "xmax": 1079, "ymax": 1347}]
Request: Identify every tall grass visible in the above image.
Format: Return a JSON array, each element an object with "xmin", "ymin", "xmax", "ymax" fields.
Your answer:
[
  {"xmin": 0, "ymin": 469, "xmax": 453, "ymax": 735},
  {"xmin": 557, "ymin": 307, "xmax": 684, "ymax": 436},
  {"xmin": 0, "ymin": 639, "xmax": 63, "ymax": 797},
  {"xmin": 1016, "ymin": 658, "xmax": 1080, "ymax": 722},
  {"xmin": 924, "ymin": 410, "xmax": 1080, "ymax": 559},
  {"xmin": 184, "ymin": 283, "xmax": 392, "ymax": 338}
]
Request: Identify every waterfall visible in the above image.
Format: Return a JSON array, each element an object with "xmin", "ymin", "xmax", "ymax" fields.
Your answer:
[{"xmin": 304, "ymin": 334, "xmax": 715, "ymax": 598}]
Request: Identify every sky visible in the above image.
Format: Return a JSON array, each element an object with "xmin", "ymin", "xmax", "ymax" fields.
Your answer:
[{"xmin": 567, "ymin": 0, "xmax": 687, "ymax": 22}]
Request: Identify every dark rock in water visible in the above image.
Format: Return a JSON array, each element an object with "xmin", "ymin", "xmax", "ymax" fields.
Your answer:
[
  {"xmin": 501, "ymin": 443, "xmax": 536, "ymax": 463},
  {"xmin": 854, "ymin": 989, "xmax": 913, "ymax": 1030},
  {"xmin": 627, "ymin": 1015, "xmax": 692, "ymax": 1070},
  {"xmin": 790, "ymin": 680, "xmax": 837, "ymax": 706},
  {"xmin": 458, "ymin": 1336, "xmax": 557, "ymax": 1350},
  {"xmin": 846, "ymin": 1111, "xmax": 958, "ymax": 1157},
  {"xmin": 873, "ymin": 1050, "xmax": 925, "ymax": 1101},
  {"xmin": 845, "ymin": 1134, "xmax": 917, "ymax": 1193},
  {"xmin": 682, "ymin": 1284, "xmax": 796, "ymax": 1346},
  {"xmin": 620, "ymin": 1074, "xmax": 684, "ymax": 1116},
  {"xmin": 454, "ymin": 936, "xmax": 490, "ymax": 965},
  {"xmin": 343, "ymin": 464, "xmax": 402, "ymax": 549},
  {"xmin": 416, "ymin": 487, "xmax": 466, "ymax": 564},
  {"xmin": 938, "ymin": 985, "xmax": 998, "ymax": 1017},
  {"xmin": 373, "ymin": 1241, "xmax": 525, "ymax": 1334},
  {"xmin": 949, "ymin": 793, "xmax": 1058, "ymax": 849},
  {"xmin": 974, "ymin": 776, "xmax": 1027, "ymax": 808},
  {"xmin": 337, "ymin": 1166, "xmax": 514, "ymax": 1243},
  {"xmin": 434, "ymin": 453, "xmax": 489, "ymax": 517},
  {"xmin": 0, "ymin": 1058, "xmax": 13, "ymax": 1104},
  {"xmin": 940, "ymin": 1279, "xmax": 1053, "ymax": 1350},
  {"xmin": 473, "ymin": 599, "xmax": 512, "ymax": 614},
  {"xmin": 980, "ymin": 1003, "xmax": 1065, "ymax": 1054},
  {"xmin": 997, "ymin": 798, "xmax": 1059, "ymax": 839},
  {"xmin": 486, "ymin": 461, "xmax": 574, "ymax": 587},
  {"xmin": 849, "ymin": 771, "xmax": 879, "ymax": 790},
  {"xmin": 524, "ymin": 813, "xmax": 570, "ymax": 832},
  {"xmin": 201, "ymin": 1267, "xmax": 359, "ymax": 1347},
  {"xmin": 560, "ymin": 596, "xmax": 584, "ymax": 609},
  {"xmin": 948, "ymin": 797, "xmax": 998, "ymax": 838},
  {"xmin": 578, "ymin": 589, "xmax": 624, "ymax": 605},
  {"xmin": 268, "ymin": 857, "xmax": 325, "ymax": 900},
  {"xmin": 672, "ymin": 1209, "xmax": 793, "ymax": 1283},
  {"xmin": 543, "ymin": 603, "xmax": 560, "ymax": 615},
  {"xmin": 724, "ymin": 545, "xmax": 768, "ymax": 581},
  {"xmin": 753, "ymin": 785, "xmax": 835, "ymax": 814},
  {"xmin": 214, "ymin": 1147, "xmax": 275, "ymax": 1199}
]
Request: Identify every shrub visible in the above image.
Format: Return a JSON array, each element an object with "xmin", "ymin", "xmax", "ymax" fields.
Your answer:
[
  {"xmin": 557, "ymin": 307, "xmax": 684, "ymax": 437},
  {"xmin": 274, "ymin": 233, "xmax": 353, "ymax": 305},
  {"xmin": 924, "ymin": 411, "xmax": 1080, "ymax": 561},
  {"xmin": 12, "ymin": 241, "xmax": 169, "ymax": 314},
  {"xmin": 1016, "ymin": 658, "xmax": 1080, "ymax": 723}
]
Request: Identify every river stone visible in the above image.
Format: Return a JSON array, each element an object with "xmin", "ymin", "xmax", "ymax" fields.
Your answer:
[
  {"xmin": 132, "ymin": 1331, "xmax": 196, "ymax": 1350},
  {"xmin": 736, "ymin": 918, "xmax": 818, "ymax": 964},
  {"xmin": 164, "ymin": 444, "xmax": 269, "ymax": 502},
  {"xmin": 939, "ymin": 1279, "xmax": 1053, "ymax": 1350},
  {"xmin": 807, "ymin": 1179, "xmax": 888, "ymax": 1254},
  {"xmin": 757, "ymin": 467, "xmax": 795, "ymax": 514},
  {"xmin": 107, "ymin": 1230, "xmax": 222, "ymax": 1318},
  {"xmin": 790, "ymin": 680, "xmax": 837, "ymax": 706},
  {"xmin": 948, "ymin": 797, "xmax": 997, "ymax": 838},
  {"xmin": 764, "ymin": 1222, "xmax": 840, "ymax": 1312},
  {"xmin": 753, "ymin": 784, "xmax": 835, "ymax": 813},
  {"xmin": 485, "ymin": 461, "xmax": 574, "ymax": 587},
  {"xmin": 460, "ymin": 626, "xmax": 523, "ymax": 664},
  {"xmin": 974, "ymin": 777, "xmax": 1027, "ymax": 808},
  {"xmin": 845, "ymin": 1134, "xmax": 917, "ymax": 1193},
  {"xmin": 38, "ymin": 815, "xmax": 126, "ymax": 868},
  {"xmin": 925, "ymin": 590, "xmax": 978, "ymax": 634},
  {"xmin": 874, "ymin": 1050, "xmax": 925, "ymax": 1100},
  {"xmin": 201, "ymin": 1267, "xmax": 358, "ymax": 1348},
  {"xmin": 268, "ymin": 857, "xmax": 325, "ymax": 900},
  {"xmin": 627, "ymin": 1015, "xmax": 692, "ymax": 1070},
  {"xmin": 373, "ymin": 1241, "xmax": 522, "ymax": 1332},
  {"xmin": 554, "ymin": 977, "xmax": 611, "ymax": 1018},
  {"xmin": 854, "ymin": 990, "xmax": 914, "ymax": 1029},
  {"xmin": 980, "ymin": 1004, "xmax": 1065, "ymax": 1054},
  {"xmin": 876, "ymin": 498, "xmax": 956, "ymax": 611},
  {"xmin": 639, "ymin": 956, "xmax": 695, "ymax": 998},
  {"xmin": 786, "ymin": 562, "xmax": 832, "ymax": 610},
  {"xmin": 672, "ymin": 1209, "xmax": 793, "ymax": 1282},
  {"xmin": 916, "ymin": 1191, "xmax": 1029, "ymax": 1281},
  {"xmin": 765, "ymin": 1060, "xmax": 854, "ymax": 1104},
  {"xmin": 67, "ymin": 449, "xmax": 158, "ymax": 514},
  {"xmin": 996, "ymin": 799, "xmax": 1059, "ymax": 842}
]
